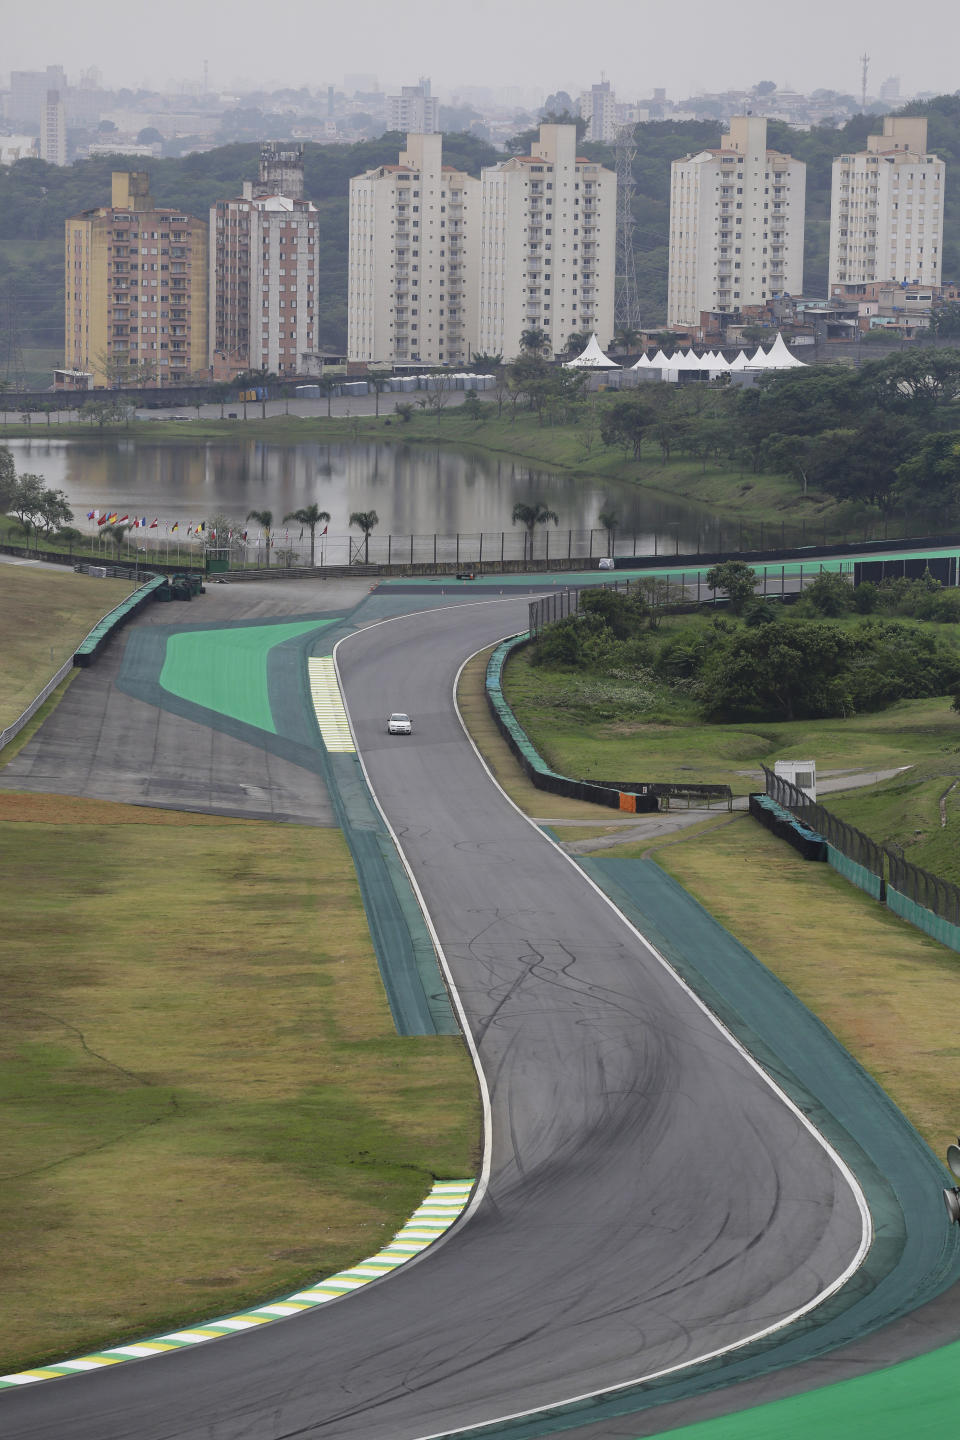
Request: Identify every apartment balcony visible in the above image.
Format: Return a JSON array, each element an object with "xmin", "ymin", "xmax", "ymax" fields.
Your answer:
[{"xmin": 528, "ymin": 227, "xmax": 543, "ymax": 240}]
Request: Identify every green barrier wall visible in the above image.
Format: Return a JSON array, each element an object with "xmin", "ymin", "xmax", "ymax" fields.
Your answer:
[
  {"xmin": 827, "ymin": 844, "xmax": 885, "ymax": 901},
  {"xmin": 886, "ymin": 887, "xmax": 960, "ymax": 955}
]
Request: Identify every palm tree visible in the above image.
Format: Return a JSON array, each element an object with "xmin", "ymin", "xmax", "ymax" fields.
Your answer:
[
  {"xmin": 246, "ymin": 508, "xmax": 273, "ymax": 566},
  {"xmin": 349, "ymin": 509, "xmax": 379, "ymax": 564},
  {"xmin": 614, "ymin": 326, "xmax": 641, "ymax": 355},
  {"xmin": 520, "ymin": 328, "xmax": 550, "ymax": 357},
  {"xmin": 511, "ymin": 500, "xmax": 559, "ymax": 561},
  {"xmin": 598, "ymin": 509, "xmax": 619, "ymax": 558},
  {"xmin": 565, "ymin": 330, "xmax": 592, "ymax": 357},
  {"xmin": 103, "ymin": 522, "xmax": 129, "ymax": 557},
  {"xmin": 284, "ymin": 502, "xmax": 331, "ymax": 567}
]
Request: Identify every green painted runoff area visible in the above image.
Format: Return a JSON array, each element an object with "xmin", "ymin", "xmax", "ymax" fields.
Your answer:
[
  {"xmin": 159, "ymin": 620, "xmax": 333, "ymax": 733},
  {"xmin": 654, "ymin": 1337, "xmax": 960, "ymax": 1440}
]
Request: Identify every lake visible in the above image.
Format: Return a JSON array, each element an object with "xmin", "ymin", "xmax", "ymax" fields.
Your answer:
[{"xmin": 5, "ymin": 438, "xmax": 728, "ymax": 566}]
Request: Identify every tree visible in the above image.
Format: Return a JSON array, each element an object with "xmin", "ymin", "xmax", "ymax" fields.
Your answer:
[
  {"xmin": 705, "ymin": 560, "xmax": 758, "ymax": 614},
  {"xmin": 598, "ymin": 509, "xmax": 618, "ymax": 557},
  {"xmin": 284, "ymin": 502, "xmax": 331, "ymax": 567},
  {"xmin": 600, "ymin": 397, "xmax": 654, "ymax": 459},
  {"xmin": 698, "ymin": 621, "xmax": 856, "ymax": 722},
  {"xmin": 36, "ymin": 488, "xmax": 73, "ymax": 538},
  {"xmin": 613, "ymin": 325, "xmax": 641, "ymax": 355},
  {"xmin": 246, "ymin": 508, "xmax": 273, "ymax": 565},
  {"xmin": 894, "ymin": 431, "xmax": 960, "ymax": 513},
  {"xmin": 565, "ymin": 330, "xmax": 592, "ymax": 357},
  {"xmin": 802, "ymin": 570, "xmax": 854, "ymax": 617},
  {"xmin": 102, "ymin": 522, "xmax": 129, "ymax": 555},
  {"xmin": 511, "ymin": 500, "xmax": 559, "ymax": 560},
  {"xmin": 468, "ymin": 352, "xmax": 503, "ymax": 373},
  {"xmin": 349, "ymin": 509, "xmax": 379, "ymax": 563},
  {"xmin": 0, "ymin": 447, "xmax": 15, "ymax": 512},
  {"xmin": 519, "ymin": 328, "xmax": 550, "ymax": 357}
]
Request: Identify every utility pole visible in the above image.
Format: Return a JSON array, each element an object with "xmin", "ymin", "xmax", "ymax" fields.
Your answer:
[{"xmin": 614, "ymin": 122, "xmax": 641, "ymax": 332}]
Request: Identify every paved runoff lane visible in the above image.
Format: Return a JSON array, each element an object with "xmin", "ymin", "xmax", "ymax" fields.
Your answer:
[{"xmin": 1, "ymin": 592, "xmax": 868, "ymax": 1440}]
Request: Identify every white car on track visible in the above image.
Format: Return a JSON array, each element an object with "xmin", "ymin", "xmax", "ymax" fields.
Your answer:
[{"xmin": 387, "ymin": 712, "xmax": 412, "ymax": 735}]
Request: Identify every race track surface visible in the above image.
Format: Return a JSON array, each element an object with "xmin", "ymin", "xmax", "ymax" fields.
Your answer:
[{"xmin": 1, "ymin": 587, "xmax": 870, "ymax": 1440}]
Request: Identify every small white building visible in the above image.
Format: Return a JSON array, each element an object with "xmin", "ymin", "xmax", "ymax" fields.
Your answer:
[{"xmin": 774, "ymin": 759, "xmax": 817, "ymax": 802}]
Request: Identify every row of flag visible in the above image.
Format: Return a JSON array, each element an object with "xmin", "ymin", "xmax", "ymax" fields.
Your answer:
[{"xmin": 86, "ymin": 511, "xmax": 330, "ymax": 543}]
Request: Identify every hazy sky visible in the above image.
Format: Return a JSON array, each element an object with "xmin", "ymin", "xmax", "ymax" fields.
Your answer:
[{"xmin": 6, "ymin": 0, "xmax": 959, "ymax": 103}]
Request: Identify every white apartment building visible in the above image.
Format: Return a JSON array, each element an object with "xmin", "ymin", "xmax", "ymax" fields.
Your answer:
[
  {"xmin": 386, "ymin": 81, "xmax": 438, "ymax": 135},
  {"xmin": 579, "ymin": 82, "xmax": 618, "ymax": 143},
  {"xmin": 347, "ymin": 132, "xmax": 479, "ymax": 366},
  {"xmin": 668, "ymin": 116, "xmax": 805, "ymax": 328},
  {"xmin": 210, "ymin": 144, "xmax": 319, "ymax": 377},
  {"xmin": 39, "ymin": 89, "xmax": 67, "ymax": 166},
  {"xmin": 828, "ymin": 117, "xmax": 944, "ymax": 290},
  {"xmin": 477, "ymin": 124, "xmax": 615, "ymax": 360}
]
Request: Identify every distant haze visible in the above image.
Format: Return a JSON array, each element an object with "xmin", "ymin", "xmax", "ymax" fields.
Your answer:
[{"xmin": 5, "ymin": 0, "xmax": 959, "ymax": 104}]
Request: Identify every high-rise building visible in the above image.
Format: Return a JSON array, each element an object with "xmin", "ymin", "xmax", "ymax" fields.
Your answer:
[
  {"xmin": 579, "ymin": 81, "xmax": 618, "ymax": 144},
  {"xmin": 386, "ymin": 79, "xmax": 438, "ymax": 135},
  {"xmin": 348, "ymin": 132, "xmax": 479, "ymax": 366},
  {"xmin": 667, "ymin": 116, "xmax": 805, "ymax": 328},
  {"xmin": 65, "ymin": 172, "xmax": 208, "ymax": 387},
  {"xmin": 210, "ymin": 143, "xmax": 319, "ymax": 378},
  {"xmin": 39, "ymin": 90, "xmax": 67, "ymax": 167},
  {"xmin": 828, "ymin": 117, "xmax": 944, "ymax": 290},
  {"xmin": 477, "ymin": 123, "xmax": 616, "ymax": 359},
  {"xmin": 9, "ymin": 66, "xmax": 66, "ymax": 127}
]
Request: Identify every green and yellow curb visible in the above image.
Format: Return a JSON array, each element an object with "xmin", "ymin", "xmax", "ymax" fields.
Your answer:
[{"xmin": 0, "ymin": 1179, "xmax": 473, "ymax": 1390}]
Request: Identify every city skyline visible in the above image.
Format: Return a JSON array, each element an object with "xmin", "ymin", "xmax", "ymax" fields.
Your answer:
[{"xmin": 5, "ymin": 0, "xmax": 960, "ymax": 105}]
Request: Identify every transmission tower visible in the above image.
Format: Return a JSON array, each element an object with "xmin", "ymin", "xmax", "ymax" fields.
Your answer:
[
  {"xmin": 0, "ymin": 285, "xmax": 26, "ymax": 392},
  {"xmin": 614, "ymin": 122, "xmax": 641, "ymax": 333},
  {"xmin": 860, "ymin": 52, "xmax": 870, "ymax": 112}
]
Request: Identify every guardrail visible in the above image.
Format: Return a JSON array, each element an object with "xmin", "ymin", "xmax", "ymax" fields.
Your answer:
[
  {"xmin": 0, "ymin": 657, "xmax": 76, "ymax": 755},
  {"xmin": 761, "ymin": 763, "xmax": 960, "ymax": 953}
]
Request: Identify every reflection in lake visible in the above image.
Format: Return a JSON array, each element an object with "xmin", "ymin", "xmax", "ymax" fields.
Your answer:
[{"xmin": 5, "ymin": 437, "xmax": 727, "ymax": 559}]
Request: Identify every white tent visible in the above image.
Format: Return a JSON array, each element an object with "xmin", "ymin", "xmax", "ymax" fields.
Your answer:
[
  {"xmin": 766, "ymin": 331, "xmax": 806, "ymax": 368},
  {"xmin": 747, "ymin": 344, "xmax": 775, "ymax": 369},
  {"xmin": 728, "ymin": 350, "xmax": 750, "ymax": 370},
  {"xmin": 672, "ymin": 348, "xmax": 699, "ymax": 370},
  {"xmin": 648, "ymin": 348, "xmax": 672, "ymax": 369},
  {"xmin": 564, "ymin": 333, "xmax": 618, "ymax": 368},
  {"xmin": 631, "ymin": 352, "xmax": 652, "ymax": 369},
  {"xmin": 707, "ymin": 350, "xmax": 730, "ymax": 370}
]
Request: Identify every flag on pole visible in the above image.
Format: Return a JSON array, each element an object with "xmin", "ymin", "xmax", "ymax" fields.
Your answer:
[
  {"xmin": 107, "ymin": 512, "xmax": 119, "ymax": 524},
  {"xmin": 118, "ymin": 514, "xmax": 129, "ymax": 524},
  {"xmin": 320, "ymin": 525, "xmax": 328, "ymax": 535},
  {"xmin": 171, "ymin": 522, "xmax": 179, "ymax": 532},
  {"xmin": 87, "ymin": 509, "xmax": 96, "ymax": 520},
  {"xmin": 150, "ymin": 518, "xmax": 158, "ymax": 528},
  {"xmin": 97, "ymin": 513, "xmax": 109, "ymax": 525},
  {"xmin": 299, "ymin": 527, "xmax": 304, "ymax": 540}
]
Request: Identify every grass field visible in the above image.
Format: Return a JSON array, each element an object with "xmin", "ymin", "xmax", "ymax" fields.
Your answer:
[
  {"xmin": 0, "ymin": 566, "xmax": 136, "ymax": 729},
  {"xmin": 458, "ymin": 657, "xmax": 960, "ymax": 1159},
  {"xmin": 0, "ymin": 791, "xmax": 477, "ymax": 1373},
  {"xmin": 828, "ymin": 772, "xmax": 960, "ymax": 885}
]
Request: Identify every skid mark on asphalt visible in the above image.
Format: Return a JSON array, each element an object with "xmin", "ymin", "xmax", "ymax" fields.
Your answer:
[
  {"xmin": 308, "ymin": 656, "xmax": 355, "ymax": 752},
  {"xmin": 0, "ymin": 1181, "xmax": 473, "ymax": 1391}
]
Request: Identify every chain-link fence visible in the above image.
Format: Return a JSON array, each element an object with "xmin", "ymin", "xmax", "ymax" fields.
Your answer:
[
  {"xmin": 762, "ymin": 765, "xmax": 884, "ymax": 876},
  {"xmin": 884, "ymin": 849, "xmax": 960, "ymax": 928}
]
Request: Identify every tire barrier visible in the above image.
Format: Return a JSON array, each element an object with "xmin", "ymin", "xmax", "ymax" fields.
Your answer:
[
  {"xmin": 485, "ymin": 635, "xmax": 659, "ymax": 813},
  {"xmin": 74, "ymin": 575, "xmax": 183, "ymax": 667},
  {"xmin": 749, "ymin": 792, "xmax": 827, "ymax": 861}
]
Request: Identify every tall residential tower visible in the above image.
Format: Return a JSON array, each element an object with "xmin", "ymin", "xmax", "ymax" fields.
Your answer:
[
  {"xmin": 348, "ymin": 132, "xmax": 479, "ymax": 366},
  {"xmin": 65, "ymin": 171, "xmax": 208, "ymax": 387},
  {"xmin": 667, "ymin": 116, "xmax": 805, "ymax": 329},
  {"xmin": 828, "ymin": 117, "xmax": 945, "ymax": 290},
  {"xmin": 476, "ymin": 123, "xmax": 616, "ymax": 359}
]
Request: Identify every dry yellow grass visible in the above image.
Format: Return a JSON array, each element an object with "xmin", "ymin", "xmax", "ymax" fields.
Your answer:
[
  {"xmin": 0, "ymin": 565, "xmax": 135, "ymax": 727},
  {"xmin": 1, "ymin": 810, "xmax": 477, "ymax": 1371}
]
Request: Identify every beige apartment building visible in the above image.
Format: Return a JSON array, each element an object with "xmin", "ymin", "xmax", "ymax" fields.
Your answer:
[
  {"xmin": 39, "ymin": 90, "xmax": 66, "ymax": 166},
  {"xmin": 476, "ymin": 123, "xmax": 616, "ymax": 360},
  {"xmin": 65, "ymin": 171, "xmax": 208, "ymax": 387},
  {"xmin": 348, "ymin": 132, "xmax": 479, "ymax": 366},
  {"xmin": 668, "ymin": 116, "xmax": 805, "ymax": 329},
  {"xmin": 210, "ymin": 143, "xmax": 319, "ymax": 379},
  {"xmin": 828, "ymin": 117, "xmax": 945, "ymax": 290}
]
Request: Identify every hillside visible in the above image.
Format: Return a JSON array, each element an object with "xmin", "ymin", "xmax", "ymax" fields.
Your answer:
[{"xmin": 2, "ymin": 96, "xmax": 959, "ymax": 383}]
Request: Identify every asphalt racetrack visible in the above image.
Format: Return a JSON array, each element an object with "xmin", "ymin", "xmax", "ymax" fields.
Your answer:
[{"xmin": 0, "ymin": 581, "xmax": 898, "ymax": 1439}]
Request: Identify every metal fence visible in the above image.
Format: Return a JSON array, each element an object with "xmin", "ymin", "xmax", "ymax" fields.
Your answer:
[
  {"xmin": 762, "ymin": 765, "xmax": 884, "ymax": 876},
  {"xmin": 0, "ymin": 657, "xmax": 74, "ymax": 754},
  {"xmin": 885, "ymin": 849, "xmax": 960, "ymax": 928}
]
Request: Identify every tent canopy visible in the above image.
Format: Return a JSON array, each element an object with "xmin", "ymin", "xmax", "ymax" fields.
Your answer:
[{"xmin": 564, "ymin": 333, "xmax": 618, "ymax": 368}]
